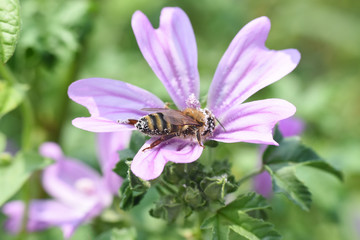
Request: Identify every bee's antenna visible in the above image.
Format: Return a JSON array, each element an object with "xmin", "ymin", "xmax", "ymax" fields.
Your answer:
[{"xmin": 215, "ymin": 117, "xmax": 226, "ymax": 131}]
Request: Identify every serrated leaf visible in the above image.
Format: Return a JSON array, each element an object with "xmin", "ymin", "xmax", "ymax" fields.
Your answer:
[
  {"xmin": 263, "ymin": 137, "xmax": 342, "ymax": 181},
  {"xmin": 263, "ymin": 137, "xmax": 320, "ymax": 167},
  {"xmin": 266, "ymin": 166, "xmax": 311, "ymax": 211},
  {"xmin": 113, "ymin": 149, "xmax": 134, "ymax": 178},
  {"xmin": 0, "ymin": 82, "xmax": 27, "ymax": 117},
  {"xmin": 201, "ymin": 215, "xmax": 230, "ymax": 240},
  {"xmin": 0, "ymin": 0, "xmax": 21, "ymax": 63},
  {"xmin": 228, "ymin": 213, "xmax": 281, "ymax": 240},
  {"xmin": 224, "ymin": 193, "xmax": 270, "ymax": 213},
  {"xmin": 299, "ymin": 160, "xmax": 343, "ymax": 181},
  {"xmin": 201, "ymin": 193, "xmax": 280, "ymax": 240},
  {"xmin": 0, "ymin": 151, "xmax": 52, "ymax": 206},
  {"xmin": 118, "ymin": 171, "xmax": 149, "ymax": 210}
]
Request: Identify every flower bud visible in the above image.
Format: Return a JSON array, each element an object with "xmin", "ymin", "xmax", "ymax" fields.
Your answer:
[{"xmin": 184, "ymin": 186, "xmax": 206, "ymax": 209}]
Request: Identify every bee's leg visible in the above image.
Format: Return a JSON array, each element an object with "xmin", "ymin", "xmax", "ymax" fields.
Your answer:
[
  {"xmin": 164, "ymin": 102, "xmax": 171, "ymax": 109},
  {"xmin": 118, "ymin": 119, "xmax": 138, "ymax": 125},
  {"xmin": 196, "ymin": 131, "xmax": 204, "ymax": 148},
  {"xmin": 142, "ymin": 134, "xmax": 177, "ymax": 152}
]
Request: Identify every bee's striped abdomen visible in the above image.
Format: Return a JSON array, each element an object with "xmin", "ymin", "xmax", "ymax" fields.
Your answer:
[{"xmin": 136, "ymin": 113, "xmax": 174, "ymax": 136}]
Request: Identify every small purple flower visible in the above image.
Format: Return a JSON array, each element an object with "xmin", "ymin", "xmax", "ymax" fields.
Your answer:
[
  {"xmin": 254, "ymin": 117, "xmax": 305, "ymax": 198},
  {"xmin": 2, "ymin": 132, "xmax": 130, "ymax": 238},
  {"xmin": 68, "ymin": 7, "xmax": 300, "ymax": 180}
]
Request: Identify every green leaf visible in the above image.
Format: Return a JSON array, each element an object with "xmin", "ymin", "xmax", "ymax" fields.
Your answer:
[
  {"xmin": 95, "ymin": 227, "xmax": 137, "ymax": 240},
  {"xmin": 228, "ymin": 213, "xmax": 281, "ymax": 240},
  {"xmin": 149, "ymin": 196, "xmax": 184, "ymax": 222},
  {"xmin": 201, "ymin": 215, "xmax": 230, "ymax": 240},
  {"xmin": 263, "ymin": 137, "xmax": 320, "ymax": 167},
  {"xmin": 299, "ymin": 160, "xmax": 343, "ymax": 181},
  {"xmin": 263, "ymin": 137, "xmax": 342, "ymax": 181},
  {"xmin": 0, "ymin": 151, "xmax": 52, "ymax": 206},
  {"xmin": 266, "ymin": 166, "xmax": 311, "ymax": 211},
  {"xmin": 224, "ymin": 192, "xmax": 270, "ymax": 213},
  {"xmin": 113, "ymin": 149, "xmax": 134, "ymax": 178},
  {"xmin": 118, "ymin": 170, "xmax": 150, "ymax": 210},
  {"xmin": 129, "ymin": 131, "xmax": 146, "ymax": 152},
  {"xmin": 201, "ymin": 193, "xmax": 281, "ymax": 240},
  {"xmin": 0, "ymin": 0, "xmax": 21, "ymax": 63},
  {"xmin": 0, "ymin": 82, "xmax": 27, "ymax": 117},
  {"xmin": 0, "ymin": 132, "xmax": 6, "ymax": 152},
  {"xmin": 204, "ymin": 140, "xmax": 219, "ymax": 148}
]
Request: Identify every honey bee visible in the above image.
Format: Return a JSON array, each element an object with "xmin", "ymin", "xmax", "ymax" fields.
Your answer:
[{"xmin": 126, "ymin": 107, "xmax": 216, "ymax": 151}]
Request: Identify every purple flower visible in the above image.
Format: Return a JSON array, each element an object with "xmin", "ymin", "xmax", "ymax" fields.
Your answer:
[
  {"xmin": 68, "ymin": 7, "xmax": 300, "ymax": 180},
  {"xmin": 254, "ymin": 117, "xmax": 305, "ymax": 198},
  {"xmin": 2, "ymin": 132, "xmax": 130, "ymax": 238}
]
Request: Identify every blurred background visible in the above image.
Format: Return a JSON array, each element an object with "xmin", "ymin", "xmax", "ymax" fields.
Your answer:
[{"xmin": 1, "ymin": 0, "xmax": 360, "ymax": 239}]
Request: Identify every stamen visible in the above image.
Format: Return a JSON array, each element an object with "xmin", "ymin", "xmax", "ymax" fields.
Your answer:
[{"xmin": 186, "ymin": 93, "xmax": 200, "ymax": 109}]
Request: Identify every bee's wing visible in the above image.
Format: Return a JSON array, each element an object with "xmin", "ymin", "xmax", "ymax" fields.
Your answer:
[{"xmin": 141, "ymin": 108, "xmax": 200, "ymax": 126}]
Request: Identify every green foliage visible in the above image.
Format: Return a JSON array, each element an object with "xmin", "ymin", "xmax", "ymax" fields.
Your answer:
[
  {"xmin": 0, "ymin": 151, "xmax": 52, "ymax": 206},
  {"xmin": 0, "ymin": 0, "xmax": 20, "ymax": 63},
  {"xmin": 0, "ymin": 0, "xmax": 357, "ymax": 239},
  {"xmin": 96, "ymin": 227, "xmax": 137, "ymax": 240},
  {"xmin": 201, "ymin": 193, "xmax": 281, "ymax": 240},
  {"xmin": 0, "ymin": 132, "xmax": 5, "ymax": 153},
  {"xmin": 118, "ymin": 168, "xmax": 150, "ymax": 211},
  {"xmin": 267, "ymin": 166, "xmax": 312, "ymax": 211},
  {"xmin": 262, "ymin": 130, "xmax": 342, "ymax": 211},
  {"xmin": 0, "ymin": 82, "xmax": 27, "ymax": 118},
  {"xmin": 149, "ymin": 160, "xmax": 237, "ymax": 222},
  {"xmin": 116, "ymin": 132, "xmax": 150, "ymax": 210}
]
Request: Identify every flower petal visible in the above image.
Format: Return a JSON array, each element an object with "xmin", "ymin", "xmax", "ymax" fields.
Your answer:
[
  {"xmin": 68, "ymin": 78, "xmax": 164, "ymax": 132},
  {"xmin": 207, "ymin": 16, "xmax": 300, "ymax": 117},
  {"xmin": 2, "ymin": 199, "xmax": 101, "ymax": 239},
  {"xmin": 253, "ymin": 171, "xmax": 272, "ymax": 198},
  {"xmin": 131, "ymin": 138, "xmax": 203, "ymax": 180},
  {"xmin": 2, "ymin": 201, "xmax": 32, "ymax": 234},
  {"xmin": 97, "ymin": 132, "xmax": 132, "ymax": 194},
  {"xmin": 132, "ymin": 7, "xmax": 200, "ymax": 110},
  {"xmin": 42, "ymin": 157, "xmax": 111, "ymax": 207},
  {"xmin": 278, "ymin": 117, "xmax": 305, "ymax": 137},
  {"xmin": 39, "ymin": 142, "xmax": 64, "ymax": 162},
  {"xmin": 210, "ymin": 99, "xmax": 296, "ymax": 145}
]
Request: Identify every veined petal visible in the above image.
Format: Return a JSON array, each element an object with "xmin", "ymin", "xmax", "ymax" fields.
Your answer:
[
  {"xmin": 210, "ymin": 99, "xmax": 296, "ymax": 145},
  {"xmin": 132, "ymin": 7, "xmax": 200, "ymax": 110},
  {"xmin": 131, "ymin": 138, "xmax": 203, "ymax": 180},
  {"xmin": 97, "ymin": 132, "xmax": 132, "ymax": 194},
  {"xmin": 207, "ymin": 16, "xmax": 300, "ymax": 117},
  {"xmin": 68, "ymin": 78, "xmax": 164, "ymax": 132}
]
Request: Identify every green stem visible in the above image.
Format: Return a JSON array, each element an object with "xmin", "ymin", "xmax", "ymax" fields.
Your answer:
[
  {"xmin": 237, "ymin": 167, "xmax": 265, "ymax": 186},
  {"xmin": 0, "ymin": 63, "xmax": 17, "ymax": 84},
  {"xmin": 20, "ymin": 98, "xmax": 34, "ymax": 150},
  {"xmin": 0, "ymin": 64, "xmax": 35, "ymax": 240}
]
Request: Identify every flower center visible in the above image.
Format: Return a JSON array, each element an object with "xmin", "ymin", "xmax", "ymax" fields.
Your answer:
[{"xmin": 75, "ymin": 178, "xmax": 96, "ymax": 196}]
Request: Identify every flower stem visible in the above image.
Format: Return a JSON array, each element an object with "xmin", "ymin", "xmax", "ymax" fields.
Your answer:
[
  {"xmin": 0, "ymin": 63, "xmax": 16, "ymax": 84},
  {"xmin": 237, "ymin": 166, "xmax": 265, "ymax": 186},
  {"xmin": 0, "ymin": 64, "xmax": 35, "ymax": 240}
]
